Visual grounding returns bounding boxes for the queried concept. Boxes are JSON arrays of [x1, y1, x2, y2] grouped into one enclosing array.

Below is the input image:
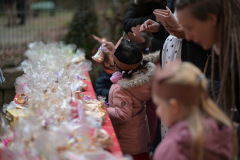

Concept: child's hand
[[92, 34, 115, 52], [104, 42, 115, 52], [140, 19, 161, 33]]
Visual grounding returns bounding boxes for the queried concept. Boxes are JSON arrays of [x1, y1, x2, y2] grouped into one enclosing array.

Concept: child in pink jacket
[[107, 39, 156, 160], [152, 61, 237, 160]]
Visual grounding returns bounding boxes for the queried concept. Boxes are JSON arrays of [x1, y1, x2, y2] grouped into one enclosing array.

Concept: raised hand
[[92, 34, 115, 52], [165, 24, 185, 39], [140, 19, 161, 33]]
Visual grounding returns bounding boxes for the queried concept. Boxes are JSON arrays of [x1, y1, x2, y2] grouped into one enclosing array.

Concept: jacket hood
[[117, 62, 155, 101], [143, 50, 160, 64], [118, 61, 155, 89]]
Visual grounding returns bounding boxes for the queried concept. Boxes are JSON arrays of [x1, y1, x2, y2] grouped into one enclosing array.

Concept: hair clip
[[197, 73, 205, 82], [128, 70, 132, 74], [145, 48, 149, 53], [133, 70, 140, 75]]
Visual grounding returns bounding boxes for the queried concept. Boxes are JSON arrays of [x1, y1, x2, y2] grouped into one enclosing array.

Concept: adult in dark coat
[[123, 0, 166, 51]]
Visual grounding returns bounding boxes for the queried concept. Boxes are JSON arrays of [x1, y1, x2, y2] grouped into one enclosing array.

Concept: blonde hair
[[163, 62, 237, 160]]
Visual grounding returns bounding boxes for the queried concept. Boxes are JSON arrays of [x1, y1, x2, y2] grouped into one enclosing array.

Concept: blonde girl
[[152, 62, 237, 160]]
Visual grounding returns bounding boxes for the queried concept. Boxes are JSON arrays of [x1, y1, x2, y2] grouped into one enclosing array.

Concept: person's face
[[177, 9, 218, 50], [153, 94, 178, 127], [103, 51, 115, 72]]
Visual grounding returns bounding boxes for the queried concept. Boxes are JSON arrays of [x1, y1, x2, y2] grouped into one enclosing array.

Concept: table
[[11, 72, 122, 157], [80, 73, 122, 156]]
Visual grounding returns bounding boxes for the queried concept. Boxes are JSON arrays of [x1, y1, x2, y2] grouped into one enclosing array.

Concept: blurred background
[[0, 0, 129, 107]]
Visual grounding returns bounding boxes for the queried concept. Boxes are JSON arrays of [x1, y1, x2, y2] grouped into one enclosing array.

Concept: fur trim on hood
[[143, 50, 160, 64], [118, 62, 156, 89]]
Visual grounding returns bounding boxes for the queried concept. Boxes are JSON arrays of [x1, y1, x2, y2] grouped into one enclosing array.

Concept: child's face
[[102, 42, 116, 72], [103, 51, 115, 72], [153, 94, 179, 127]]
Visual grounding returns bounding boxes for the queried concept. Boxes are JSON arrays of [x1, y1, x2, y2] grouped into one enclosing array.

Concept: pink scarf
[[110, 71, 123, 83]]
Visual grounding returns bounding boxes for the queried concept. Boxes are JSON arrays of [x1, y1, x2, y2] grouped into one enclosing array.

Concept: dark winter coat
[[123, 0, 165, 33], [94, 70, 112, 102], [123, 0, 166, 51]]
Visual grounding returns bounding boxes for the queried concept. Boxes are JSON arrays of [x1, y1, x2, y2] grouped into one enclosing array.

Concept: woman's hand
[[140, 19, 160, 33], [165, 25, 185, 39]]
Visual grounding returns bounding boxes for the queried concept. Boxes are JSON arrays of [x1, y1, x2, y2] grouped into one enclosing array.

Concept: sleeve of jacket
[[123, 0, 155, 33], [152, 0, 175, 41], [154, 139, 186, 160], [152, 21, 166, 39], [107, 86, 133, 124], [95, 76, 110, 98]]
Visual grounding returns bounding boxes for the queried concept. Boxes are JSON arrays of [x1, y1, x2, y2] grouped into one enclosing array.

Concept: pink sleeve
[[107, 87, 133, 124], [153, 139, 187, 160]]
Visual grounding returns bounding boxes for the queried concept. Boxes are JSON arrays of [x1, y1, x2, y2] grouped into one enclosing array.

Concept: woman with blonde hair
[[152, 62, 237, 160]]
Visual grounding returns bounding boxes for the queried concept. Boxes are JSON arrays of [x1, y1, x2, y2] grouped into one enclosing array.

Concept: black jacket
[[181, 41, 212, 78], [123, 0, 166, 51], [94, 70, 113, 102], [123, 0, 166, 33]]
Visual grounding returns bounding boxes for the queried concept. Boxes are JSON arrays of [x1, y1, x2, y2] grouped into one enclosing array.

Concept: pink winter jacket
[[107, 62, 156, 155], [153, 118, 233, 160]]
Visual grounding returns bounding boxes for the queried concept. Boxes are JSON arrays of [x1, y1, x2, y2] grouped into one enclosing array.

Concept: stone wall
[[0, 68, 24, 109]]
